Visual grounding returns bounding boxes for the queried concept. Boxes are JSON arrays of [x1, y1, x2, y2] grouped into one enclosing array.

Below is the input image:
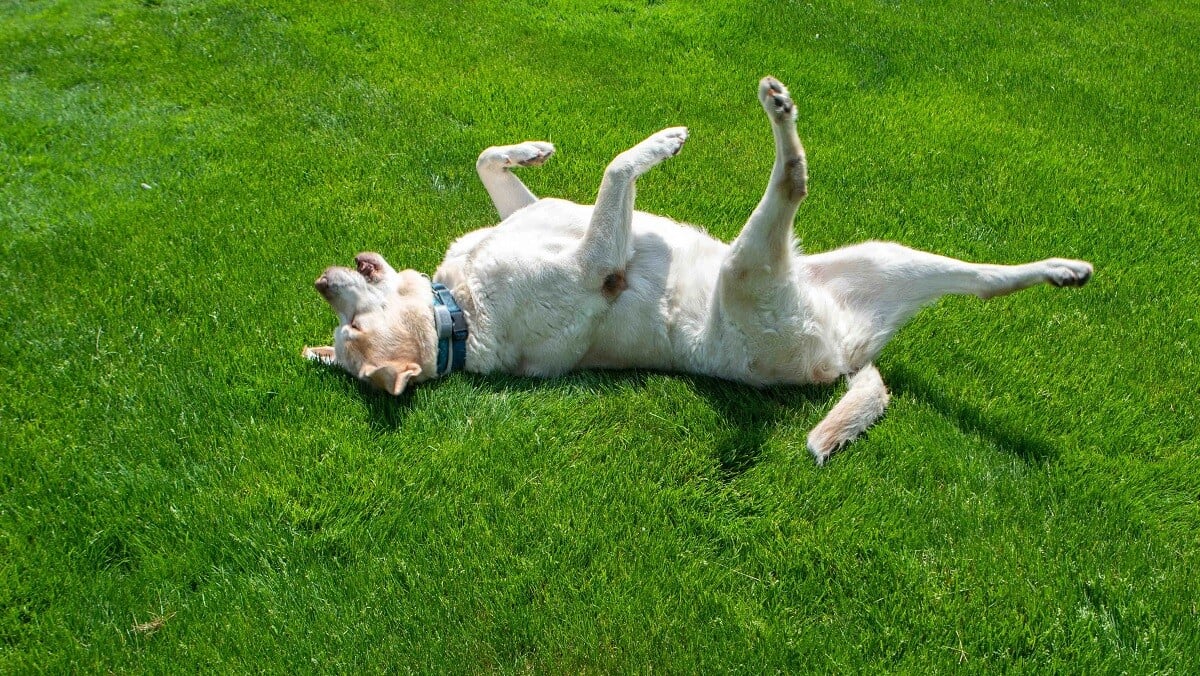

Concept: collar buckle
[[432, 282, 468, 377]]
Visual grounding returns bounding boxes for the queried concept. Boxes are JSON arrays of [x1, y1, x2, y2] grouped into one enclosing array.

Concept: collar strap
[[432, 282, 468, 377]]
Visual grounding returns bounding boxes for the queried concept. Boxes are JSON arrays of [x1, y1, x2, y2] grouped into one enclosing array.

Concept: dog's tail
[[807, 363, 890, 465]]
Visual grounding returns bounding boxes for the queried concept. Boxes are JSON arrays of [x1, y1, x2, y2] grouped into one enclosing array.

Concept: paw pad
[[509, 141, 555, 167], [759, 76, 796, 120]]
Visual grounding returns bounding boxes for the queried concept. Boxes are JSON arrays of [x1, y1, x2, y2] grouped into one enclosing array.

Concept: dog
[[304, 77, 1092, 464]]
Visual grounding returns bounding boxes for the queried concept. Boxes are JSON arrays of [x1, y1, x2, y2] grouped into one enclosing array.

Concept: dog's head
[[304, 252, 437, 395]]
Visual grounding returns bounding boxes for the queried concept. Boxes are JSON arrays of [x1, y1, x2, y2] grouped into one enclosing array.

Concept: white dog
[[305, 77, 1092, 463]]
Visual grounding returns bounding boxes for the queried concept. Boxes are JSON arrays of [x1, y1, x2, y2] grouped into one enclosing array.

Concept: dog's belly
[[577, 291, 674, 371], [578, 215, 732, 372], [442, 199, 722, 375], [442, 198, 849, 384]]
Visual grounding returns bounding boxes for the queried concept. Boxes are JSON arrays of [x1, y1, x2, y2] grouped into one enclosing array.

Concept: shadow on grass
[[884, 363, 1058, 464], [458, 370, 828, 480], [316, 361, 830, 480], [680, 375, 828, 480], [307, 362, 420, 428], [311, 358, 1053, 467], [352, 369, 657, 433]]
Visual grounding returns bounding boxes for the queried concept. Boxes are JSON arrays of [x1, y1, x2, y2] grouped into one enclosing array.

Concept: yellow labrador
[[306, 77, 1092, 463]]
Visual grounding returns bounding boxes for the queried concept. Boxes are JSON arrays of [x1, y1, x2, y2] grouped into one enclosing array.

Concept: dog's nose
[[314, 274, 331, 295]]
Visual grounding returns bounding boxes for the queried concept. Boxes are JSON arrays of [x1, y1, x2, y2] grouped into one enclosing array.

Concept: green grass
[[2, 0, 1198, 670]]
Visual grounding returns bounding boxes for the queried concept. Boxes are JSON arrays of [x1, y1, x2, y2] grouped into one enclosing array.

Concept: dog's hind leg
[[806, 241, 1094, 368], [476, 142, 556, 219], [807, 363, 890, 465], [804, 245, 1090, 463], [575, 127, 688, 287], [719, 77, 808, 300]]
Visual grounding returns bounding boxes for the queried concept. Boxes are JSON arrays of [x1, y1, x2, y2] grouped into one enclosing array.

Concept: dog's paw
[[759, 76, 796, 123], [612, 127, 688, 178], [642, 126, 689, 161], [303, 345, 337, 365], [1043, 258, 1093, 288], [479, 141, 555, 170], [505, 141, 555, 167], [806, 430, 840, 467]]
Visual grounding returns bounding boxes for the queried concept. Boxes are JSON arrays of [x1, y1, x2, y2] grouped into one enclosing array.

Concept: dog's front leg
[[475, 141, 555, 219], [575, 127, 687, 287]]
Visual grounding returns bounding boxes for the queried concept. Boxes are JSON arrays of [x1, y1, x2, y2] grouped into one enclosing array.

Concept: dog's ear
[[364, 362, 422, 396], [303, 345, 337, 365]]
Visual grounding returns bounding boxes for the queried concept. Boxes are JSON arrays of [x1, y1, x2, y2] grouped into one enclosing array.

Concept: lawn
[[2, 0, 1198, 671]]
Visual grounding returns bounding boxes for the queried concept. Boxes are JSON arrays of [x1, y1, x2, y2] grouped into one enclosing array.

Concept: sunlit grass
[[2, 0, 1198, 670]]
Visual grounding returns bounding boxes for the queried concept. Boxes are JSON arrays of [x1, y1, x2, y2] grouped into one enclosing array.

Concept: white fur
[[310, 77, 1092, 463]]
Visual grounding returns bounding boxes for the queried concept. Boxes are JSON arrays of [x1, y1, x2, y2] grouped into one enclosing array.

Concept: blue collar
[[431, 282, 468, 376]]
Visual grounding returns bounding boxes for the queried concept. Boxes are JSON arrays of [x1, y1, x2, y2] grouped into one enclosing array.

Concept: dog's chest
[[436, 201, 610, 375], [437, 198, 765, 379]]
